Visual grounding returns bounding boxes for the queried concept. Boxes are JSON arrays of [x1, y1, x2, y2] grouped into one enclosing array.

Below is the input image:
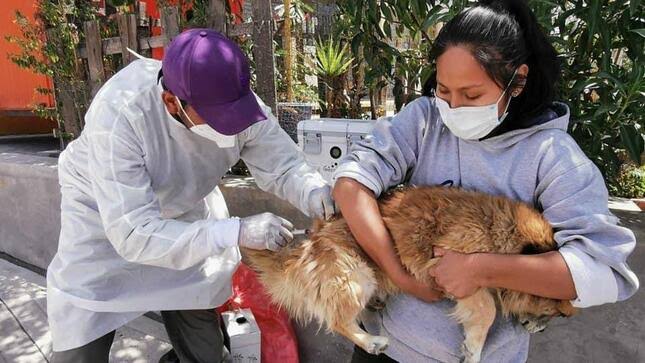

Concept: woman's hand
[[429, 247, 483, 299], [396, 274, 444, 303]]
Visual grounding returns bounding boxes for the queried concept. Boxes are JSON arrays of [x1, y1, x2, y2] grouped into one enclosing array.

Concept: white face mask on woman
[[176, 96, 236, 148], [436, 69, 518, 140]]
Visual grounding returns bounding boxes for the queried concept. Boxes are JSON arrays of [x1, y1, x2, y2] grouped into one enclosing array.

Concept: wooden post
[[252, 0, 277, 113], [117, 13, 138, 65], [84, 20, 105, 97], [207, 0, 228, 34], [161, 6, 180, 49]]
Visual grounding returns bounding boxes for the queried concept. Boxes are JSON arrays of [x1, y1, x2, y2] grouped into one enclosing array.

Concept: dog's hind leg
[[334, 320, 389, 355], [452, 289, 496, 363], [320, 257, 389, 355]]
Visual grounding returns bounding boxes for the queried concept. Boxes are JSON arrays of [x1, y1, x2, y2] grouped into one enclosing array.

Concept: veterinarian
[[47, 29, 334, 362], [333, 0, 639, 362]]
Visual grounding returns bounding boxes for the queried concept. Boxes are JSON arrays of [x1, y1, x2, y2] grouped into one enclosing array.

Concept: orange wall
[[0, 0, 55, 111]]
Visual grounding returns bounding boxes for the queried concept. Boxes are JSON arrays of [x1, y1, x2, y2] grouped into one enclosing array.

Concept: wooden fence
[[52, 0, 277, 138]]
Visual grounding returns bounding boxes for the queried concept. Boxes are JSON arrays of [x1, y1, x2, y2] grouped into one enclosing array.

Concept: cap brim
[[193, 92, 268, 135]]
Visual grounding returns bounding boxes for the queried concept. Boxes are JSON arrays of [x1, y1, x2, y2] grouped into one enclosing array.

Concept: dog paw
[[365, 336, 389, 355], [520, 316, 549, 333], [367, 298, 386, 311], [460, 343, 481, 363]]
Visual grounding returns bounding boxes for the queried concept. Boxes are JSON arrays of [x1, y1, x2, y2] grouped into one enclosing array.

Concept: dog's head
[[518, 300, 577, 333]]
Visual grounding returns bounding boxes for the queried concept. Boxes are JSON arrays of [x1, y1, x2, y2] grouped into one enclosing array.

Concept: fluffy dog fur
[[241, 186, 576, 363]]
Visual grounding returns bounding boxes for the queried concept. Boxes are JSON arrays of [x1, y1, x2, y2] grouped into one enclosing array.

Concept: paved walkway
[[528, 207, 645, 362], [0, 259, 171, 363]]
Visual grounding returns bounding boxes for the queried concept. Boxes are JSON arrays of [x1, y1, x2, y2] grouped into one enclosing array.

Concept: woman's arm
[[429, 248, 576, 299], [334, 177, 442, 303], [477, 251, 576, 299], [432, 149, 639, 306]]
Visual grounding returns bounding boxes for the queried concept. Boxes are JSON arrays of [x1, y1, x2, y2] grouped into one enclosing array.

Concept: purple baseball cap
[[162, 28, 267, 135]]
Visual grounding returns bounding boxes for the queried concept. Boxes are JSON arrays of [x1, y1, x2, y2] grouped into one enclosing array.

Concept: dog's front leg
[[452, 289, 496, 363], [335, 320, 389, 355]]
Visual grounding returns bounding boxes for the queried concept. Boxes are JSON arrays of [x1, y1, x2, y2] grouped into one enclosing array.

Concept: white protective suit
[[47, 58, 327, 351]]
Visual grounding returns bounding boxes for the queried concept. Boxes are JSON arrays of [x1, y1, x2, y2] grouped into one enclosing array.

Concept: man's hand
[[429, 247, 483, 299], [238, 213, 294, 251], [307, 185, 336, 220]]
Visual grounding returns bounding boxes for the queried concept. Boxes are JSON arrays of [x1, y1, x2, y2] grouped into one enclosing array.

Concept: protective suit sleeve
[[239, 96, 328, 217]]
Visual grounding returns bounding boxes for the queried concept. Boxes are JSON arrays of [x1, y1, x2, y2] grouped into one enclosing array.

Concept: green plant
[[316, 37, 352, 79], [182, 0, 212, 28], [106, 0, 135, 6], [535, 0, 645, 189], [273, 0, 316, 103], [6, 0, 97, 143], [315, 36, 353, 117], [335, 0, 468, 118], [275, 49, 319, 103], [610, 162, 645, 199]]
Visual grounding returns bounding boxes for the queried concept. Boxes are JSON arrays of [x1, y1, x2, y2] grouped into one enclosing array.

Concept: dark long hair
[[422, 0, 560, 123]]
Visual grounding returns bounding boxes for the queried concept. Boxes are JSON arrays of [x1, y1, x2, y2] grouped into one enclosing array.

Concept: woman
[[332, 0, 639, 362]]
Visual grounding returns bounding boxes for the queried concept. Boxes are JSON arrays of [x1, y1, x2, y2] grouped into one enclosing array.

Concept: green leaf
[[316, 36, 353, 79], [411, 0, 420, 16], [381, 3, 393, 21], [351, 33, 363, 57], [383, 21, 392, 37], [620, 124, 644, 165], [597, 71, 626, 91], [533, 0, 559, 7], [630, 28, 645, 38], [592, 104, 615, 118], [587, 0, 600, 48], [422, 4, 444, 30], [630, 0, 642, 17], [417, 0, 428, 14]]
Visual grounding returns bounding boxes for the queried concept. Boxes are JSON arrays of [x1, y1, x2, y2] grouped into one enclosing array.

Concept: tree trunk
[[369, 88, 377, 120], [348, 46, 366, 119], [283, 0, 294, 101]]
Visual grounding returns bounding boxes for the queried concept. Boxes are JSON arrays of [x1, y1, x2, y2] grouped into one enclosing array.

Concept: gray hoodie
[[332, 96, 639, 362]]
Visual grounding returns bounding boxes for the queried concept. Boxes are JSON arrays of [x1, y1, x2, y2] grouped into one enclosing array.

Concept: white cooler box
[[297, 118, 376, 181]]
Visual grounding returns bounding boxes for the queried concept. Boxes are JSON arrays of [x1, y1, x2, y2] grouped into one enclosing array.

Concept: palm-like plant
[[316, 37, 353, 79], [316, 37, 353, 117]]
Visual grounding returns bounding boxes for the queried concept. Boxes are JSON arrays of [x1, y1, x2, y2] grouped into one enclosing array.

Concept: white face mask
[[176, 97, 236, 148], [436, 70, 517, 140]]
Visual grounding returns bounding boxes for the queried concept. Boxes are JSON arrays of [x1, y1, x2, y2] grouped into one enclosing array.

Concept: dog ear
[[556, 300, 577, 317]]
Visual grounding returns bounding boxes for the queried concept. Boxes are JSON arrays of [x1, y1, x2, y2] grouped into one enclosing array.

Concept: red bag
[[217, 263, 299, 363]]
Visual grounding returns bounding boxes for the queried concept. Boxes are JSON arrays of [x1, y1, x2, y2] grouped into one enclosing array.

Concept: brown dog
[[241, 186, 576, 363]]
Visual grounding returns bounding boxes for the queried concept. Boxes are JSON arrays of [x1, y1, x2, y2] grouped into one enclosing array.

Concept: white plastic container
[[297, 118, 376, 181], [221, 308, 261, 363]]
